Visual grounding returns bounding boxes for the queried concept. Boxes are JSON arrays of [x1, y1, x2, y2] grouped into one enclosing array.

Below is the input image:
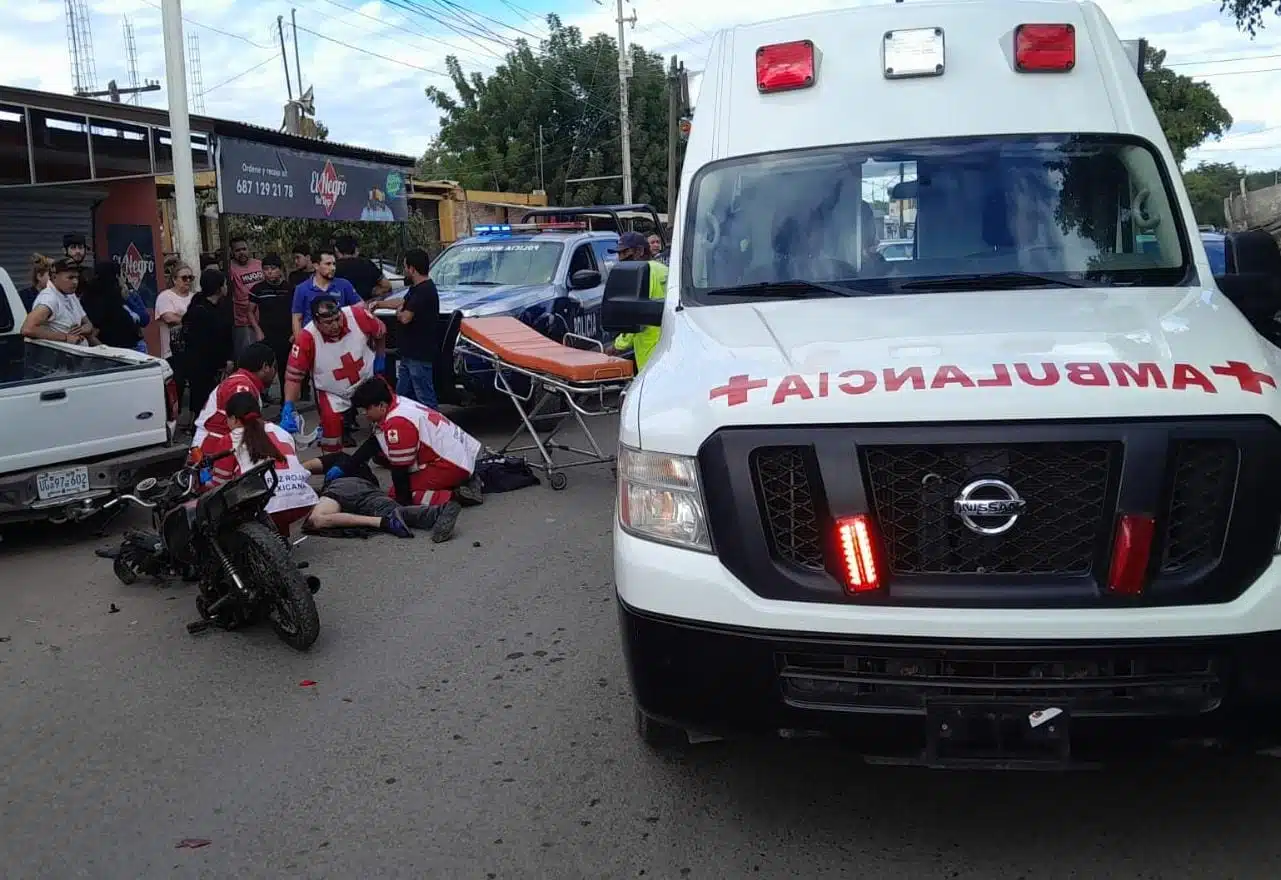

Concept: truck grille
[[752, 446, 825, 571], [1161, 439, 1238, 574], [860, 442, 1118, 576]]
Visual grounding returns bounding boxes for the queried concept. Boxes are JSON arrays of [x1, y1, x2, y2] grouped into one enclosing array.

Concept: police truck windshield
[[430, 241, 564, 287], [682, 134, 1191, 304]]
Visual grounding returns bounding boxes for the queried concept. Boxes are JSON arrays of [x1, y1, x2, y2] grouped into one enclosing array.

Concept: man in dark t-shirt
[[334, 233, 391, 302], [391, 247, 440, 408], [287, 241, 313, 292], [249, 253, 294, 400]]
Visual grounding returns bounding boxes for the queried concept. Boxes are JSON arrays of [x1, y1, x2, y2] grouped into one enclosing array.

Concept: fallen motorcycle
[[101, 449, 321, 651]]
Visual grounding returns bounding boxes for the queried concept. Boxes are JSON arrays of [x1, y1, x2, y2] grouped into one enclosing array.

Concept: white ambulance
[[601, 0, 1281, 767]]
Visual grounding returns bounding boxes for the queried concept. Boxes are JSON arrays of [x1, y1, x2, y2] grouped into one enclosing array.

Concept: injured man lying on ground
[[301, 448, 480, 543]]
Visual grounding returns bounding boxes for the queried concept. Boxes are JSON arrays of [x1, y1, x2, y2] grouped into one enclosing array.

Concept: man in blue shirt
[[291, 247, 362, 338]]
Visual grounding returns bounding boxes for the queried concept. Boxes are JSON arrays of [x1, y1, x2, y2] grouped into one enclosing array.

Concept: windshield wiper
[[705, 279, 877, 298], [455, 280, 501, 286], [895, 272, 1086, 291]]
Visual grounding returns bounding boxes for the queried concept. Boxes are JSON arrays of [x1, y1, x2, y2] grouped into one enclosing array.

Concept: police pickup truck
[[602, 0, 1281, 768]]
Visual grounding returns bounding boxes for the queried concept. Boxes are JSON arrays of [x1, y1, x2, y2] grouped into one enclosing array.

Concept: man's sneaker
[[430, 500, 462, 543], [456, 474, 484, 507], [383, 509, 414, 539]]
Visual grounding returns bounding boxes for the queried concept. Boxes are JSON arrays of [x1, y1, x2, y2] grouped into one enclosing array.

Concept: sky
[[4, 0, 1281, 171]]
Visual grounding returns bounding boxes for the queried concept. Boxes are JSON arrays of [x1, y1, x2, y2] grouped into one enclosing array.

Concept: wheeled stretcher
[[455, 316, 634, 490]]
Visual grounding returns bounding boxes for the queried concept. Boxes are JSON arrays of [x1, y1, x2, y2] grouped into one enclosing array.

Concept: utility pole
[[277, 15, 294, 101], [614, 0, 637, 205], [291, 8, 304, 94], [537, 124, 545, 192], [77, 79, 160, 103], [161, 0, 201, 276], [666, 55, 679, 217]]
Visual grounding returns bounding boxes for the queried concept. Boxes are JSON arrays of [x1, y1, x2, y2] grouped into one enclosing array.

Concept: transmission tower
[[187, 33, 206, 114], [123, 17, 141, 104], [65, 0, 98, 95]]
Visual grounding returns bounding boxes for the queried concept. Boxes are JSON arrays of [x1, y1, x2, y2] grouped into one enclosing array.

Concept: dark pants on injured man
[[320, 476, 442, 528]]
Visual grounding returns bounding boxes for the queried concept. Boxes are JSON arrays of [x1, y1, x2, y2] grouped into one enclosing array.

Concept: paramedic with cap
[[605, 231, 668, 370], [280, 295, 386, 452]]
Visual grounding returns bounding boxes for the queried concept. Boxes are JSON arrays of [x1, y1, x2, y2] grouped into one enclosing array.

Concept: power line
[[293, 23, 452, 77], [137, 0, 272, 49], [203, 55, 278, 95]]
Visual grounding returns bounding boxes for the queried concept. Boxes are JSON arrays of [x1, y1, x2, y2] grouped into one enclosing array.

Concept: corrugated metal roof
[[0, 84, 416, 167]]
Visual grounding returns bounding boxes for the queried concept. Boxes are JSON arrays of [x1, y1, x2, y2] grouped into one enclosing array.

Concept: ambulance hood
[[635, 287, 1281, 452]]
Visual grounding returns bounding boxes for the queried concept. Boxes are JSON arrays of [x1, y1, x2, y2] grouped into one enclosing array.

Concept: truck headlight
[[617, 445, 711, 552]]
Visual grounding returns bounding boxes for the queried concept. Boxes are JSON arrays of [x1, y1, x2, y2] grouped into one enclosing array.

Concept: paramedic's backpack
[[475, 454, 540, 494]]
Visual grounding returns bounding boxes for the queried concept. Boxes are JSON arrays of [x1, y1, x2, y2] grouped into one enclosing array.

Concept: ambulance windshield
[[683, 134, 1191, 303]]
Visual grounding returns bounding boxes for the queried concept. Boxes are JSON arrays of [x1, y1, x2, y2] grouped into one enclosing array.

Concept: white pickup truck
[[0, 267, 187, 526]]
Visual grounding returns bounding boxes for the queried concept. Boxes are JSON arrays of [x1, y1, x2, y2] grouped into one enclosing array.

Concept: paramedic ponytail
[[226, 392, 284, 464]]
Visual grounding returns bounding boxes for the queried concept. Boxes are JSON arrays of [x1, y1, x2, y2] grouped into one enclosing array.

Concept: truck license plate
[[36, 466, 91, 501]]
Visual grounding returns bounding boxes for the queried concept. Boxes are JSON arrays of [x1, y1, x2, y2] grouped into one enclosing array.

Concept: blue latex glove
[[198, 467, 213, 486], [279, 400, 299, 433], [325, 466, 346, 482], [373, 353, 387, 374]]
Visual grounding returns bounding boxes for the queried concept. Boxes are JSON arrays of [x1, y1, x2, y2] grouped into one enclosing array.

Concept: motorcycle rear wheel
[[228, 521, 320, 651], [112, 553, 139, 585]]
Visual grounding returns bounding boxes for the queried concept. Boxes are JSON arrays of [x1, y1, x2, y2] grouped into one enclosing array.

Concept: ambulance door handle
[[40, 389, 67, 402]]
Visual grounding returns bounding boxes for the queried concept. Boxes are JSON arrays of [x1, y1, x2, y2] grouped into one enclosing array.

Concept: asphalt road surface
[[4, 407, 1281, 879]]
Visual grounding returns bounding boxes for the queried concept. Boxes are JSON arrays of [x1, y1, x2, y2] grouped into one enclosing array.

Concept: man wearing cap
[[281, 295, 386, 453], [20, 257, 96, 346], [63, 232, 92, 291], [604, 231, 669, 371]]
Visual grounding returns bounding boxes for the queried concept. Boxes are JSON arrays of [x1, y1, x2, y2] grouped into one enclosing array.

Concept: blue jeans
[[397, 357, 438, 408]]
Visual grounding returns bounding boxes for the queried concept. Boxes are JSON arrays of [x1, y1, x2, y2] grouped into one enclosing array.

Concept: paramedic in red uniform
[[280, 295, 386, 452], [349, 377, 482, 508], [191, 342, 278, 446]]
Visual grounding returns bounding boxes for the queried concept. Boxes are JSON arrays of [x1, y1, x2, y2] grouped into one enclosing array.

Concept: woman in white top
[[206, 391, 318, 538], [20, 257, 95, 345], [154, 261, 195, 360]]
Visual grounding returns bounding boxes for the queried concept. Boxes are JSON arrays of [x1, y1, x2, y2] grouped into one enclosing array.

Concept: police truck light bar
[[835, 514, 884, 593], [756, 40, 817, 93], [1014, 24, 1076, 72]]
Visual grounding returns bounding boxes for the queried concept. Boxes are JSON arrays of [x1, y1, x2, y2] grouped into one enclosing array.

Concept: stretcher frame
[[455, 331, 631, 490]]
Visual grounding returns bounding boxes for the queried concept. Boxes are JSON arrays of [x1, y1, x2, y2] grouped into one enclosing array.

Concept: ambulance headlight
[[617, 446, 711, 552]]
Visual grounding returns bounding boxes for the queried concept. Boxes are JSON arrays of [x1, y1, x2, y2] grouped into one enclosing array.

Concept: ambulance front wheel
[[549, 471, 568, 491]]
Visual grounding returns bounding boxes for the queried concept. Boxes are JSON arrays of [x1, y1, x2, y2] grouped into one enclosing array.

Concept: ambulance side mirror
[[602, 261, 663, 332]]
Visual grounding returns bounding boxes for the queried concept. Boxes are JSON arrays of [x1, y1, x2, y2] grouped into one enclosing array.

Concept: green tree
[[421, 14, 679, 209], [1142, 45, 1233, 164], [1184, 161, 1281, 226], [1223, 0, 1281, 34]]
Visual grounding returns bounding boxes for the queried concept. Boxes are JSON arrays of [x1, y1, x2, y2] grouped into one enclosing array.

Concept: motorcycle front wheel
[[227, 521, 320, 651]]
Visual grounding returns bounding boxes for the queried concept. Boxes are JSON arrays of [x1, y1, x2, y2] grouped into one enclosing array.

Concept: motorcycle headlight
[[617, 445, 711, 552]]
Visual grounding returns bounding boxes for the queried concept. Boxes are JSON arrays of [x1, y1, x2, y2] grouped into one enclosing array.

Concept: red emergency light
[[1014, 23, 1075, 72], [835, 514, 884, 594], [1107, 513, 1155, 595], [756, 40, 816, 93]]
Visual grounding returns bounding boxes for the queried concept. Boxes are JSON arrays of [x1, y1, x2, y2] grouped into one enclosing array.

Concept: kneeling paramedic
[[280, 295, 386, 452], [605, 231, 668, 370], [191, 342, 277, 446], [345, 377, 483, 510], [301, 452, 461, 543]]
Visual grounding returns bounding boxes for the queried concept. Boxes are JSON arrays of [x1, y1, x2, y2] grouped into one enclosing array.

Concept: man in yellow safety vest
[[605, 231, 668, 371]]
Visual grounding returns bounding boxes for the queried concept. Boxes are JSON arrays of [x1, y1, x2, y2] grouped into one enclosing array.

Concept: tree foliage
[[1223, 0, 1281, 34], [1142, 45, 1233, 165], [420, 14, 681, 209], [1183, 161, 1281, 225]]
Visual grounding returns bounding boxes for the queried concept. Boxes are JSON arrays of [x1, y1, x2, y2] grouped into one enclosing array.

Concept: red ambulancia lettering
[[772, 374, 814, 405], [1211, 360, 1277, 394], [930, 365, 975, 389], [817, 372, 830, 397], [883, 366, 926, 392], [837, 369, 877, 395], [976, 364, 1013, 387], [1015, 362, 1060, 386], [709, 374, 768, 406], [1110, 362, 1166, 388], [1066, 362, 1108, 387], [1171, 363, 1217, 393]]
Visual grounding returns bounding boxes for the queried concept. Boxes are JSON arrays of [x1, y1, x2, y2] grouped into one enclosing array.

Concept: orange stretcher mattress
[[459, 316, 635, 383]]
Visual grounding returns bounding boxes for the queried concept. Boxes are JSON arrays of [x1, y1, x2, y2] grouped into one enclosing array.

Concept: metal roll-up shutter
[[0, 187, 106, 288]]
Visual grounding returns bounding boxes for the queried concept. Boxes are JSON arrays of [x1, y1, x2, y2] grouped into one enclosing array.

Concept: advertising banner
[[216, 137, 410, 222], [106, 223, 159, 309]]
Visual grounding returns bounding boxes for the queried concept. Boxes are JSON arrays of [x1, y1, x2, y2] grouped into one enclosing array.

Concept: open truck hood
[[635, 287, 1281, 452]]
